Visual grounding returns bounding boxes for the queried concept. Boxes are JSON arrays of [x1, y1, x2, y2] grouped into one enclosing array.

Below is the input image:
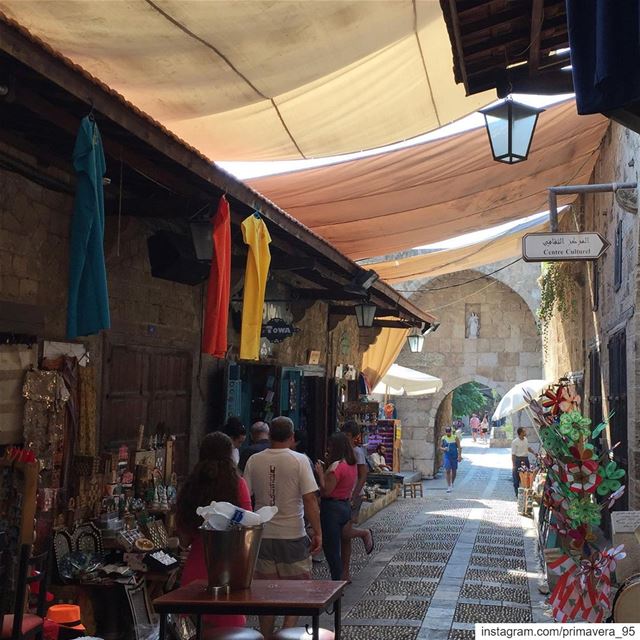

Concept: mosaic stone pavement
[[248, 440, 546, 638]]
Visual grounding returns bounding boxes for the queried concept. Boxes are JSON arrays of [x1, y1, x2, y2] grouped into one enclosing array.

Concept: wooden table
[[153, 579, 347, 640]]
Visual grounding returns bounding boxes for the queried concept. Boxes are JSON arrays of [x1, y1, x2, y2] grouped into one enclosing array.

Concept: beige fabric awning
[[368, 216, 553, 284], [0, 1, 492, 161], [249, 101, 608, 260]]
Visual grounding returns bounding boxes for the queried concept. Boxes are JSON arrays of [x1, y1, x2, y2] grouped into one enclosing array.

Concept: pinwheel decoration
[[549, 546, 626, 623], [528, 377, 626, 623], [558, 411, 592, 443], [542, 384, 579, 415], [597, 460, 626, 496], [563, 459, 601, 494]]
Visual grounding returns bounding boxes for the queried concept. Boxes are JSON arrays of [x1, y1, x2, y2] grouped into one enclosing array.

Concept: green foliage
[[537, 262, 573, 351], [452, 382, 489, 418]]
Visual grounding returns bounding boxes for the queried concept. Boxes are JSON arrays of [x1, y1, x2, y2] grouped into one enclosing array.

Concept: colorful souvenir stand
[[526, 381, 627, 622]]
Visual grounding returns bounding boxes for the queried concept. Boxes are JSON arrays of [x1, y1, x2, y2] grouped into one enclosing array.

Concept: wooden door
[[607, 330, 628, 523], [102, 344, 192, 477]]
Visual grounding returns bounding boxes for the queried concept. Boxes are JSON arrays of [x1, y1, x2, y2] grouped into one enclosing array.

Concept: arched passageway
[[393, 269, 542, 477]]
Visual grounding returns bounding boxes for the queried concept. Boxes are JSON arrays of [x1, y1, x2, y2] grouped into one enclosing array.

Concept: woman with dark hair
[[176, 432, 252, 631], [222, 416, 246, 465], [315, 433, 364, 580]]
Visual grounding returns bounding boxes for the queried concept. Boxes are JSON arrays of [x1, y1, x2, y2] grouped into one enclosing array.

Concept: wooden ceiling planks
[[441, 0, 570, 96]]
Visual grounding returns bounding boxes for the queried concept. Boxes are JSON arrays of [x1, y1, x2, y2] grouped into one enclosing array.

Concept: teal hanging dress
[[66, 116, 110, 339]]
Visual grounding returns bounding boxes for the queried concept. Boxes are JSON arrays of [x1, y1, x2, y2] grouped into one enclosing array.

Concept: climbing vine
[[537, 262, 574, 350]]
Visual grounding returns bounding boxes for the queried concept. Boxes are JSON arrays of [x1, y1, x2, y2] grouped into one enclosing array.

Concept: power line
[[394, 257, 523, 292]]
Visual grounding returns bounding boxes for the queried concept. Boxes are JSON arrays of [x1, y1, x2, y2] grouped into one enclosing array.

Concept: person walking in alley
[[222, 416, 246, 466], [238, 420, 270, 471], [316, 433, 372, 580], [480, 412, 489, 444], [243, 416, 322, 638], [340, 421, 374, 582], [441, 425, 462, 492], [511, 427, 536, 496], [469, 412, 480, 442]]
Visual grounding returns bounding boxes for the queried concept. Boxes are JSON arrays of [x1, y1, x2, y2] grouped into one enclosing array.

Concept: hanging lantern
[[407, 329, 424, 353], [479, 99, 544, 164], [354, 301, 377, 328]]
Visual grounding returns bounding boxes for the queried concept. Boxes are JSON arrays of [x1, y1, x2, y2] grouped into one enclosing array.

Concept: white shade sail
[[373, 364, 443, 397], [0, 1, 493, 161], [492, 380, 550, 421]]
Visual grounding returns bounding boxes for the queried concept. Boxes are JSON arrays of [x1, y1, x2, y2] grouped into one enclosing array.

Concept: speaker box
[[147, 230, 210, 285]]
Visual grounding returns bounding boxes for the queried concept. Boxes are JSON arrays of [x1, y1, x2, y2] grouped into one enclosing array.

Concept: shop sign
[[261, 317, 300, 343], [522, 232, 609, 262]]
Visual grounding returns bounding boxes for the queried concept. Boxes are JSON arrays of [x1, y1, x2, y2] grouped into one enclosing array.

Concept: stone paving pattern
[[247, 441, 546, 637], [307, 439, 548, 640]]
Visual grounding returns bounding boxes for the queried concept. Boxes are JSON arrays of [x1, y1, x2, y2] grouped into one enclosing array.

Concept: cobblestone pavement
[[308, 439, 548, 639]]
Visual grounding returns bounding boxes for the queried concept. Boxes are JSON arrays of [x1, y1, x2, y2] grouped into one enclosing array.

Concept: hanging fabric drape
[[368, 216, 552, 284], [240, 214, 272, 360], [202, 196, 231, 358], [66, 116, 110, 339], [361, 327, 409, 390]]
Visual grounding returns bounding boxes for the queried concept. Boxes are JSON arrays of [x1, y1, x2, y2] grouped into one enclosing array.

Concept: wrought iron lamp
[[354, 300, 377, 328], [479, 98, 544, 164], [407, 328, 425, 353]]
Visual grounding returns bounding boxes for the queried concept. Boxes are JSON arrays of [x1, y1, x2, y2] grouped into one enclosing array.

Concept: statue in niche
[[467, 311, 480, 339]]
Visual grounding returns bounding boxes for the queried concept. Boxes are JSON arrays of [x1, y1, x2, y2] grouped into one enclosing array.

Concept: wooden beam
[[0, 19, 437, 327], [372, 319, 415, 329], [446, 0, 471, 93], [293, 289, 364, 301], [229, 257, 318, 272], [528, 0, 544, 75], [328, 305, 422, 328]]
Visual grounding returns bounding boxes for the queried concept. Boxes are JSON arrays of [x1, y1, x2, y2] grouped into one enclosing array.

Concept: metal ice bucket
[[200, 524, 263, 595]]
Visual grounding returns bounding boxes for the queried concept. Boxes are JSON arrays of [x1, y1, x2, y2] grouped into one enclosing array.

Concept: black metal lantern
[[407, 329, 424, 353], [354, 301, 377, 328], [479, 99, 544, 164], [190, 221, 213, 261]]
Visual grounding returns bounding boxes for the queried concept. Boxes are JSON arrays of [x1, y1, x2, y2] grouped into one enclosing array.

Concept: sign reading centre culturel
[[522, 232, 610, 262]]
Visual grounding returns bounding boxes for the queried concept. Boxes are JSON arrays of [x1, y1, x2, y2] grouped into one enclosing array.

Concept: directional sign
[[522, 232, 610, 262]]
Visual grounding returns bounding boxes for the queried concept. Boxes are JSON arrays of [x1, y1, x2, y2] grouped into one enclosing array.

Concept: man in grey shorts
[[244, 416, 322, 637]]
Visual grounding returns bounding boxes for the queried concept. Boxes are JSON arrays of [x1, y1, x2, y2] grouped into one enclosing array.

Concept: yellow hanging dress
[[240, 214, 272, 360]]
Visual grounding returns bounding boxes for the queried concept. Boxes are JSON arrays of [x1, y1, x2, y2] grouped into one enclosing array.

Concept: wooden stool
[[403, 483, 414, 498], [271, 627, 335, 640], [206, 628, 265, 640], [410, 482, 423, 498]]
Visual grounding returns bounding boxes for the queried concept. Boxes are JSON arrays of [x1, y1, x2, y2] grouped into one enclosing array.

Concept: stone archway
[[393, 268, 542, 478]]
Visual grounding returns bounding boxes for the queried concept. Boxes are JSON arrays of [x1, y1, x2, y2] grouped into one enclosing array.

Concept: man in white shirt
[[371, 444, 392, 472], [511, 427, 536, 496], [244, 416, 321, 637]]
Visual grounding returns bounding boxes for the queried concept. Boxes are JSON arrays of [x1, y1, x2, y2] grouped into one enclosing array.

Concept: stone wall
[[0, 145, 365, 468], [544, 121, 640, 508], [394, 269, 542, 477], [0, 159, 221, 465]]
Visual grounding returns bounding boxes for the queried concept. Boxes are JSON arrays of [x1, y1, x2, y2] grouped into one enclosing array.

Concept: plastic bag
[[196, 501, 278, 530]]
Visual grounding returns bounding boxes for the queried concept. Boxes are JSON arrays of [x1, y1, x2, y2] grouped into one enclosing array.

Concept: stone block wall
[[394, 269, 542, 477], [545, 121, 640, 508], [0, 142, 364, 468]]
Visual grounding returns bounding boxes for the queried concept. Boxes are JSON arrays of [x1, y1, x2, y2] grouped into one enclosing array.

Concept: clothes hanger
[[253, 210, 261, 219]]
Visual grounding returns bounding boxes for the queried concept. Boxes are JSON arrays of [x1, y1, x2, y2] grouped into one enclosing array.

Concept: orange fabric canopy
[[368, 216, 552, 284], [248, 101, 608, 260]]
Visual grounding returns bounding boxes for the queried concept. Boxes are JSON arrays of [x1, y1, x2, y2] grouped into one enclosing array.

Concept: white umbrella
[[492, 379, 551, 421], [373, 364, 443, 397]]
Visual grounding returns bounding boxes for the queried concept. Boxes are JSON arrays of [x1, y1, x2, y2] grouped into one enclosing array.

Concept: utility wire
[[394, 257, 523, 292]]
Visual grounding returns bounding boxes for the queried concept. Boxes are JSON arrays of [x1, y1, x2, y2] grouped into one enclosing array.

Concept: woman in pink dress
[[176, 432, 252, 632]]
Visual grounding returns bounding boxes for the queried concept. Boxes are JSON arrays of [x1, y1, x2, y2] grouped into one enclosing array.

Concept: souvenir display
[[526, 380, 627, 622]]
